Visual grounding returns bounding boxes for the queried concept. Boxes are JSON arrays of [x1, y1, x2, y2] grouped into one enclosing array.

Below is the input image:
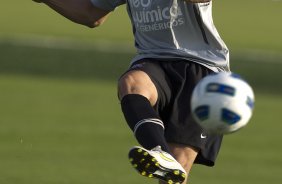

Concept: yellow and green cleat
[[128, 146, 187, 184]]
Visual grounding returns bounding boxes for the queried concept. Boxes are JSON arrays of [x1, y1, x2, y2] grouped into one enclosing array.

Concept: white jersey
[[91, 0, 230, 72]]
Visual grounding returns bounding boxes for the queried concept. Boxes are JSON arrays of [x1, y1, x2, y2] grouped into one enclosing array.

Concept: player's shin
[[121, 94, 170, 153]]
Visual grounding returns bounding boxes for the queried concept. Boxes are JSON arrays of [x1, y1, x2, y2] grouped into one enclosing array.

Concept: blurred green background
[[0, 1, 281, 184]]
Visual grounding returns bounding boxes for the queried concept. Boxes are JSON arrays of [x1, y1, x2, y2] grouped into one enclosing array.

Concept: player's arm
[[33, 0, 110, 28]]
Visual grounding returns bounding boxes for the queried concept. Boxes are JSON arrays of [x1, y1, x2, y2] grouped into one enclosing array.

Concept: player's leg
[[118, 65, 186, 183], [118, 70, 157, 106], [118, 69, 170, 152], [159, 143, 199, 184]]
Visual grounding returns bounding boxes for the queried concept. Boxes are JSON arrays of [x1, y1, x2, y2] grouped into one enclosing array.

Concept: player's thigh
[[118, 70, 158, 106], [169, 143, 199, 172]]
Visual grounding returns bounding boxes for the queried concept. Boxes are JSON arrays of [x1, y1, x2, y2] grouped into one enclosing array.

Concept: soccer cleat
[[128, 146, 186, 184]]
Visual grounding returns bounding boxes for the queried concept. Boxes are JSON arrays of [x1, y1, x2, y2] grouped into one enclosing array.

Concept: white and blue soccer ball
[[191, 72, 255, 134]]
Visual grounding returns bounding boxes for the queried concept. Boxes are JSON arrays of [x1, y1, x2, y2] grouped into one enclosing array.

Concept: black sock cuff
[[121, 94, 151, 107], [121, 94, 169, 152], [121, 94, 162, 131]]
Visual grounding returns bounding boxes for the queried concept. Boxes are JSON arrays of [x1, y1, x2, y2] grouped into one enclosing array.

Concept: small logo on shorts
[[131, 63, 145, 70], [201, 133, 207, 139]]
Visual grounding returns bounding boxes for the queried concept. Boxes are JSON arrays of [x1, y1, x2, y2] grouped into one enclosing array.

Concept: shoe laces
[[151, 145, 162, 152]]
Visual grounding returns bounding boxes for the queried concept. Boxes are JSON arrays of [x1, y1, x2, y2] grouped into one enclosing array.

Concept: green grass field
[[0, 0, 282, 184]]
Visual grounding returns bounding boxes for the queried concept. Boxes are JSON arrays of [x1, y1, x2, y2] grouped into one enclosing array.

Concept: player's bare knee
[[118, 71, 141, 98], [118, 70, 158, 105]]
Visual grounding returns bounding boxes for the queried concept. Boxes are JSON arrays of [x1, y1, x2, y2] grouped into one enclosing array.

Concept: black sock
[[121, 94, 170, 153]]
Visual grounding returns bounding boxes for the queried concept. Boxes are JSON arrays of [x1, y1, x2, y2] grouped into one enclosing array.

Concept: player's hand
[[184, 0, 211, 3]]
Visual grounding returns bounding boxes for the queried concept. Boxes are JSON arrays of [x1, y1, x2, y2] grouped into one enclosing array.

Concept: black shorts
[[126, 58, 223, 167]]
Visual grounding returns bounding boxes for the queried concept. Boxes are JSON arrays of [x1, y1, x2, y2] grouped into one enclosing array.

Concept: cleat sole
[[174, 170, 180, 175], [128, 147, 186, 184]]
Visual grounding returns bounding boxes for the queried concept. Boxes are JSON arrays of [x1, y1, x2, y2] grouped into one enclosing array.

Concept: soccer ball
[[191, 72, 255, 134]]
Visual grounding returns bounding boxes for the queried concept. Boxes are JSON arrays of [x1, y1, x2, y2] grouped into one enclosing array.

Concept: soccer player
[[33, 0, 229, 183]]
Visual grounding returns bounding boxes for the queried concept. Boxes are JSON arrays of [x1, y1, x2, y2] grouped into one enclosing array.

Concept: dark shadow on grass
[[231, 56, 282, 95], [0, 42, 281, 94], [0, 42, 133, 82]]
